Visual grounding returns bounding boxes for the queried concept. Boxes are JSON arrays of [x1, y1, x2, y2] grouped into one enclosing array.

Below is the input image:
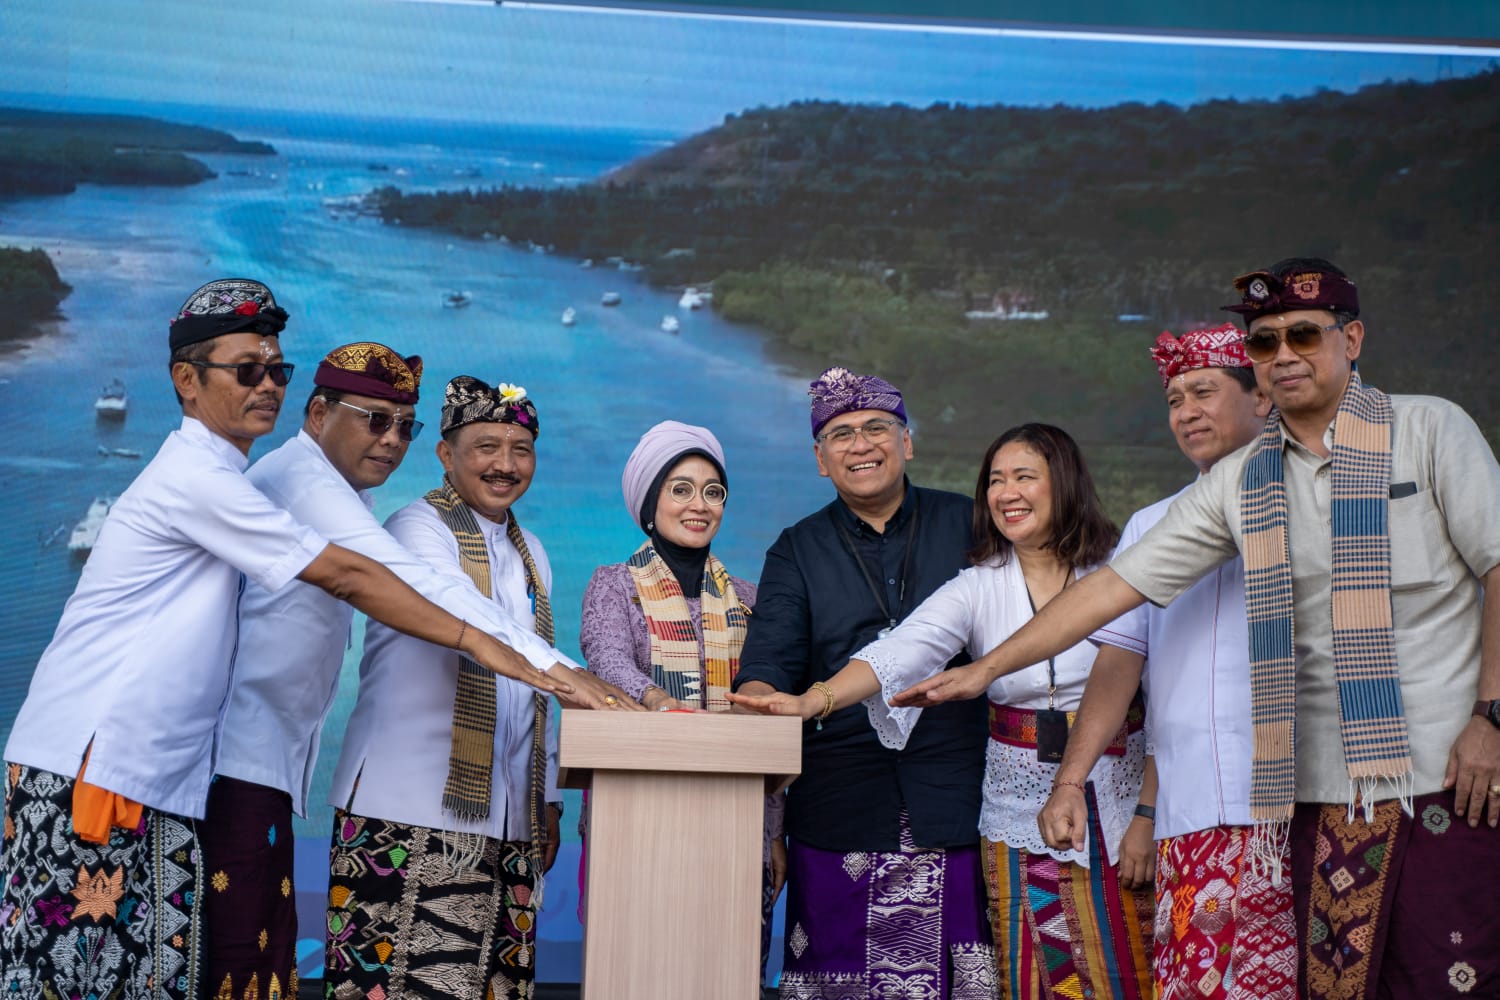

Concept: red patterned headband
[[1151, 323, 1251, 388]]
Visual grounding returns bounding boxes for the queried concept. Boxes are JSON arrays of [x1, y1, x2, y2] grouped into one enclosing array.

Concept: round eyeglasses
[[665, 480, 727, 506]]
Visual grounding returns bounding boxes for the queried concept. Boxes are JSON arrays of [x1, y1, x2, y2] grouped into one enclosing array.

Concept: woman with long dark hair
[[731, 423, 1153, 998]]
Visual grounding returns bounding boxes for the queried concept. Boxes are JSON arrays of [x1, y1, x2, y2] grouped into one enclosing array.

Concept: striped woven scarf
[[424, 479, 552, 889], [625, 540, 747, 711], [1240, 373, 1412, 855]]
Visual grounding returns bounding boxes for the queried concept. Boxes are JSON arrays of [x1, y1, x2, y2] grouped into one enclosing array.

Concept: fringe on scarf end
[[1346, 770, 1415, 824], [1248, 818, 1291, 887]]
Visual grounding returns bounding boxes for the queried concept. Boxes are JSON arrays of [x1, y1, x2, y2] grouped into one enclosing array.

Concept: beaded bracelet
[[454, 619, 469, 652], [1052, 778, 1087, 793]]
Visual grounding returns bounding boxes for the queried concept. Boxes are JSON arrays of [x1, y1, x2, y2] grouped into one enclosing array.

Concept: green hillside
[[368, 69, 1500, 512], [0, 107, 275, 196]]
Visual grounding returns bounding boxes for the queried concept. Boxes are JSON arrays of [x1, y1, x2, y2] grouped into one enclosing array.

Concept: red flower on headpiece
[[234, 301, 261, 316]]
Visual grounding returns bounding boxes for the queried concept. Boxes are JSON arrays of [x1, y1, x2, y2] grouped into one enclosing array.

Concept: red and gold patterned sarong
[[1154, 825, 1296, 999]]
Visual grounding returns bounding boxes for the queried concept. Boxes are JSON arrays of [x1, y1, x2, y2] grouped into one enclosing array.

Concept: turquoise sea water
[[0, 111, 823, 979]]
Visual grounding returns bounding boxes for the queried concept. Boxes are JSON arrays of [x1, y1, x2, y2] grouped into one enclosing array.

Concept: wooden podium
[[559, 710, 802, 1000]]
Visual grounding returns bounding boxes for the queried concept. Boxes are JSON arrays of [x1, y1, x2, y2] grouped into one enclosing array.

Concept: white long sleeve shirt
[[329, 498, 560, 837], [855, 556, 1145, 867], [219, 431, 574, 816], [4, 418, 326, 818]]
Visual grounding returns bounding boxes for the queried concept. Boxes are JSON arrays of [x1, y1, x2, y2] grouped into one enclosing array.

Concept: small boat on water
[[95, 379, 127, 420], [97, 445, 142, 459], [443, 290, 472, 309], [68, 496, 114, 557], [561, 307, 577, 327], [660, 315, 680, 334], [678, 287, 705, 310], [601, 292, 622, 307]]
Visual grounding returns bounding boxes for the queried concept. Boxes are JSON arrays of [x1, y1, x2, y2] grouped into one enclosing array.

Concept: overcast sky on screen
[[3, 0, 1496, 133]]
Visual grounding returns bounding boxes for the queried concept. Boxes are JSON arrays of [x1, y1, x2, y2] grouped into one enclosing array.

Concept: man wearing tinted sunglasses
[[0, 282, 581, 1000], [893, 257, 1500, 999], [203, 344, 619, 999]]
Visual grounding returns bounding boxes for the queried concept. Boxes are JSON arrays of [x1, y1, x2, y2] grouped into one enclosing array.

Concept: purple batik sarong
[[779, 813, 999, 999]]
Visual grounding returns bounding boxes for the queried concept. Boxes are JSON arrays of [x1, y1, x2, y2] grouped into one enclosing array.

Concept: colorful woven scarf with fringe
[[1240, 372, 1412, 870], [424, 478, 551, 895], [626, 540, 746, 711]]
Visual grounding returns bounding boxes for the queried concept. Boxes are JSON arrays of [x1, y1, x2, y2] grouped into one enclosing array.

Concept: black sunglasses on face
[[329, 398, 423, 442], [1241, 322, 1342, 364], [187, 360, 296, 387]]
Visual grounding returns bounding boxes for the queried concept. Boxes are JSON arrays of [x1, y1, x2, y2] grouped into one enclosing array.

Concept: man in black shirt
[[735, 366, 996, 998]]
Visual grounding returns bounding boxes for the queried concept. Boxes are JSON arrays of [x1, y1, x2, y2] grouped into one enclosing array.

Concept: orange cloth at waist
[[987, 694, 1145, 757], [73, 746, 144, 845]]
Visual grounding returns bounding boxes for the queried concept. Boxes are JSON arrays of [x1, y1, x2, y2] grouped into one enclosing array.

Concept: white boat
[[443, 290, 472, 309], [678, 287, 705, 310], [68, 496, 114, 557], [94, 379, 127, 419], [660, 315, 680, 334], [561, 307, 577, 327], [601, 291, 622, 307], [97, 445, 142, 459]]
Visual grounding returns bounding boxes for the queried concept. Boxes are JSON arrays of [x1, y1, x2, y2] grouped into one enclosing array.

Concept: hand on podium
[[549, 665, 647, 711], [725, 686, 820, 721]]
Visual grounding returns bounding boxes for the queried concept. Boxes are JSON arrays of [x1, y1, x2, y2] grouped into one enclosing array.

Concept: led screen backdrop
[[2, 0, 1497, 983]]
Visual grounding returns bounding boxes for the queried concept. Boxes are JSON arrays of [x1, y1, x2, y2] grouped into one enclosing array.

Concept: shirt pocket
[[1388, 489, 1449, 591]]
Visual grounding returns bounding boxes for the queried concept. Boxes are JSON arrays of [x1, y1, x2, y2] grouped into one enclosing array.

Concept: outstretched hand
[[471, 639, 576, 698], [891, 663, 990, 708], [725, 689, 819, 721], [549, 666, 647, 711]]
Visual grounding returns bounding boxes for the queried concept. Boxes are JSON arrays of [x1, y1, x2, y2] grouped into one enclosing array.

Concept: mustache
[[480, 471, 521, 485]]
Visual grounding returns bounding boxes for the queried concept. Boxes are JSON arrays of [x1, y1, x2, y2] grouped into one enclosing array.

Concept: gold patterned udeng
[[323, 342, 422, 393]]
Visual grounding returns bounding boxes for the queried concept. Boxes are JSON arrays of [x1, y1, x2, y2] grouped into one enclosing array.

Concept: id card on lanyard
[[1027, 576, 1071, 763]]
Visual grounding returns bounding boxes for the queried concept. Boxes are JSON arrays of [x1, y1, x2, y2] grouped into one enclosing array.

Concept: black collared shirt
[[736, 482, 988, 851]]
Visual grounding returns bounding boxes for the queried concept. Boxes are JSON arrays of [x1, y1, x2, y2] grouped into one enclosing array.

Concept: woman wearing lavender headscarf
[[577, 420, 786, 980]]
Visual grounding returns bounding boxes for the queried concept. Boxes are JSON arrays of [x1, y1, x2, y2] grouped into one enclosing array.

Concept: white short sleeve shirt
[[1092, 487, 1252, 840]]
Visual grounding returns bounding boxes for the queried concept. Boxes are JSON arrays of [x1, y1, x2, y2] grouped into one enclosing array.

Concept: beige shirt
[[1111, 393, 1500, 804]]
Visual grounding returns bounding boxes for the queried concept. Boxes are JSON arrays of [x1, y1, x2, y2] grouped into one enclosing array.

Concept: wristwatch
[[1473, 699, 1500, 730]]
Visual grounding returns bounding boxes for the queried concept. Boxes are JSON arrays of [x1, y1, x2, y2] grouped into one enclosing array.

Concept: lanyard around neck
[[831, 490, 920, 636], [1023, 568, 1070, 709]]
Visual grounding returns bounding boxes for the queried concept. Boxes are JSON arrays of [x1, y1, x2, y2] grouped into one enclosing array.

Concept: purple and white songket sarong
[[778, 813, 999, 999]]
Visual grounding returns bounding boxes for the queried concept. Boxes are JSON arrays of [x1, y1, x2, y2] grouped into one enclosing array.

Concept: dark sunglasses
[[187, 360, 296, 387], [1241, 322, 1342, 364], [330, 398, 423, 442]]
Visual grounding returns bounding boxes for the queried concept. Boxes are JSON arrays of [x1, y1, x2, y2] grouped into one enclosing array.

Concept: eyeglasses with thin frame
[[665, 480, 727, 506], [817, 417, 905, 449], [186, 360, 296, 387], [1241, 321, 1343, 364], [328, 397, 423, 442]]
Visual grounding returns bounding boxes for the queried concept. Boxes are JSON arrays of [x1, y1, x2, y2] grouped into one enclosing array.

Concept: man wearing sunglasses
[[204, 345, 627, 999], [895, 258, 1500, 999], [0, 281, 580, 1000]]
